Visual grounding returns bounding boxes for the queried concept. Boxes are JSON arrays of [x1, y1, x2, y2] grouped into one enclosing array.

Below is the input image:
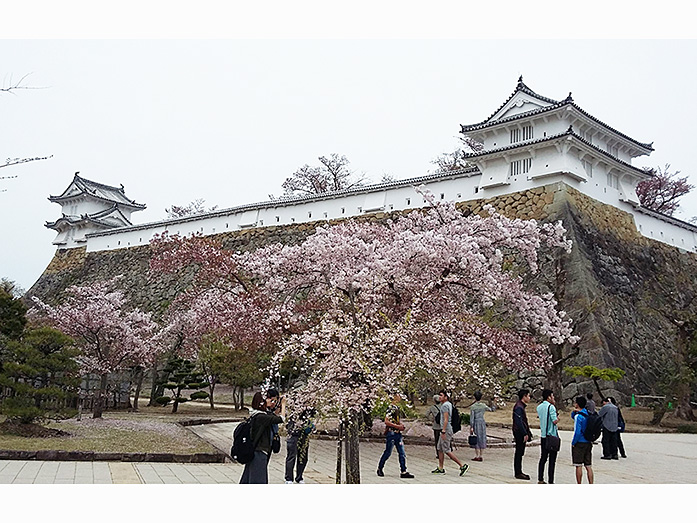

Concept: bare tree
[[280, 154, 366, 197], [1, 73, 52, 191], [164, 198, 218, 219], [431, 136, 484, 173]]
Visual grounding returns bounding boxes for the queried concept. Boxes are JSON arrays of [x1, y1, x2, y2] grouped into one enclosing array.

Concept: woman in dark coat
[[240, 390, 286, 484]]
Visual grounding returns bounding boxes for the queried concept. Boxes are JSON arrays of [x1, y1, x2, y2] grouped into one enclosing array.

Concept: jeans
[[285, 433, 309, 482], [513, 432, 527, 475], [537, 437, 558, 483], [602, 428, 619, 458], [378, 431, 407, 473]]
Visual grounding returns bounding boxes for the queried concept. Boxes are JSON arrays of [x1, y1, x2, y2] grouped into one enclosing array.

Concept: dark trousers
[[378, 431, 407, 473], [602, 428, 619, 458], [537, 437, 558, 483], [433, 429, 440, 458], [240, 450, 270, 484], [285, 433, 309, 482], [617, 432, 626, 457], [513, 432, 527, 475]]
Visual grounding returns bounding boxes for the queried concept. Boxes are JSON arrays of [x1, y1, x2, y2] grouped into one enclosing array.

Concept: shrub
[[676, 424, 697, 434]]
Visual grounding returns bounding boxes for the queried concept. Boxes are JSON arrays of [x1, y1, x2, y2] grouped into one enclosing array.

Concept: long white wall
[[83, 169, 697, 255]]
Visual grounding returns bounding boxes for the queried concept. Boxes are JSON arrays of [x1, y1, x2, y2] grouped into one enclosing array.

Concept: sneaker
[[400, 471, 414, 479], [538, 480, 546, 484], [515, 473, 531, 480], [621, 455, 627, 458], [285, 480, 294, 484], [297, 479, 305, 484], [431, 467, 445, 474], [601, 456, 612, 460], [376, 469, 384, 477], [459, 464, 469, 476]]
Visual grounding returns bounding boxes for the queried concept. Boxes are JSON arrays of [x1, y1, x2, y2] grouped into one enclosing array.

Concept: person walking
[[610, 397, 627, 458], [377, 393, 415, 479], [432, 390, 469, 477], [240, 390, 286, 484], [598, 397, 620, 460], [512, 389, 533, 480], [571, 395, 594, 484], [427, 394, 442, 459], [284, 408, 315, 484], [469, 390, 492, 462], [536, 389, 559, 484]]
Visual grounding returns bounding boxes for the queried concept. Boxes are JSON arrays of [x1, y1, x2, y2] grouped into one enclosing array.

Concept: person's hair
[[266, 388, 279, 398], [433, 394, 441, 403], [474, 390, 483, 401], [541, 389, 554, 401], [576, 396, 587, 408], [609, 396, 617, 405], [251, 391, 265, 410], [439, 390, 449, 399], [586, 393, 593, 400], [517, 389, 530, 400]]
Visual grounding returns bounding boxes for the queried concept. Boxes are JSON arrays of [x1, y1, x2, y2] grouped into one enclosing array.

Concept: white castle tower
[[45, 173, 146, 248], [460, 76, 654, 204]]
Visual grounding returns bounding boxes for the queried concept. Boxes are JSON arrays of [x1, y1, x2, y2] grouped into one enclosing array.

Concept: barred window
[[510, 157, 533, 176], [522, 125, 534, 140], [510, 128, 521, 143], [581, 158, 593, 178]]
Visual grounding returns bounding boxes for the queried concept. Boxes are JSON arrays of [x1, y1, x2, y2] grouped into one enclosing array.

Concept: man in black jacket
[[512, 389, 533, 480]]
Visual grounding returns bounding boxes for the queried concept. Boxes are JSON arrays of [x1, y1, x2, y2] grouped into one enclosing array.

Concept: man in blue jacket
[[571, 395, 594, 484]]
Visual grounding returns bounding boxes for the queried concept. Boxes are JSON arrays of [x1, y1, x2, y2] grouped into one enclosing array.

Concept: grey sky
[[2, 38, 697, 291]]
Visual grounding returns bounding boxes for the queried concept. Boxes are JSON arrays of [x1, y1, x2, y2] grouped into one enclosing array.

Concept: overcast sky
[[2, 9, 697, 293]]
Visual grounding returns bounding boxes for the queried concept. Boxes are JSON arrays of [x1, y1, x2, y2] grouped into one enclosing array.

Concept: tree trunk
[[592, 377, 604, 400], [147, 365, 159, 407], [233, 386, 240, 410], [240, 387, 245, 410], [335, 420, 344, 484], [93, 373, 109, 419], [132, 367, 144, 412], [208, 381, 216, 409], [344, 411, 361, 484]]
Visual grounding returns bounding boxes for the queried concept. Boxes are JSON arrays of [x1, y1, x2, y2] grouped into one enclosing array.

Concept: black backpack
[[435, 404, 462, 434], [231, 416, 262, 464], [579, 411, 603, 442]]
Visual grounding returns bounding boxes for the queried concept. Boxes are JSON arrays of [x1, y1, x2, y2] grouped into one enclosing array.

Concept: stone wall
[[26, 182, 697, 404]]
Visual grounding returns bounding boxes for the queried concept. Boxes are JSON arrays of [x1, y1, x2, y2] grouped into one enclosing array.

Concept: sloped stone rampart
[[25, 183, 697, 402]]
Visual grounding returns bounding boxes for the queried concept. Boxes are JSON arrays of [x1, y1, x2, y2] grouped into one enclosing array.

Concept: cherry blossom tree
[[30, 277, 161, 418], [637, 164, 695, 217], [151, 189, 578, 482]]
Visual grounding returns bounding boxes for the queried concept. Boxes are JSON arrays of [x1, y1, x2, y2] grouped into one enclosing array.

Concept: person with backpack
[[238, 390, 286, 484], [571, 395, 594, 484], [536, 389, 559, 484], [427, 394, 442, 459], [512, 389, 533, 480], [376, 393, 415, 479], [598, 397, 620, 460], [284, 408, 315, 484], [432, 390, 469, 477]]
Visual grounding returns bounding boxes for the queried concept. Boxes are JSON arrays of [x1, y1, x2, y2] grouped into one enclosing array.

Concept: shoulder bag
[[545, 404, 561, 452]]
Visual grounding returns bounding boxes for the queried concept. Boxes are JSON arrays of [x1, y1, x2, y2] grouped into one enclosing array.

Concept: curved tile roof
[[49, 173, 146, 209]]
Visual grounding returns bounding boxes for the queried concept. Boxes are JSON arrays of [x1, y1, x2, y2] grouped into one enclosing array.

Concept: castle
[[46, 78, 697, 254]]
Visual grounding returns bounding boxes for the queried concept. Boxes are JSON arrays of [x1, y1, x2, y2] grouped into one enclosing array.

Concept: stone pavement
[[1, 422, 696, 484]]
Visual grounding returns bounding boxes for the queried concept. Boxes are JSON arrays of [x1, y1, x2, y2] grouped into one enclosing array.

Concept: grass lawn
[[0, 400, 246, 454]]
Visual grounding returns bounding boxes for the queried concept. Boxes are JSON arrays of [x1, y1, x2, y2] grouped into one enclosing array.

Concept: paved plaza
[[1, 422, 696, 484]]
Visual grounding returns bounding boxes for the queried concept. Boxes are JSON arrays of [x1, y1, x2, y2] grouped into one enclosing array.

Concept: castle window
[[276, 216, 280, 222], [522, 125, 534, 140], [341, 207, 345, 214], [406, 198, 411, 206], [259, 220, 263, 225], [607, 173, 619, 189], [323, 212, 328, 218], [308, 211, 312, 218], [440, 193, 445, 200], [510, 128, 521, 143], [510, 158, 532, 176]]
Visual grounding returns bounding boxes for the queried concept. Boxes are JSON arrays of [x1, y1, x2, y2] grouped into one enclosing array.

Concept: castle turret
[[461, 77, 654, 206], [46, 173, 146, 248]]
